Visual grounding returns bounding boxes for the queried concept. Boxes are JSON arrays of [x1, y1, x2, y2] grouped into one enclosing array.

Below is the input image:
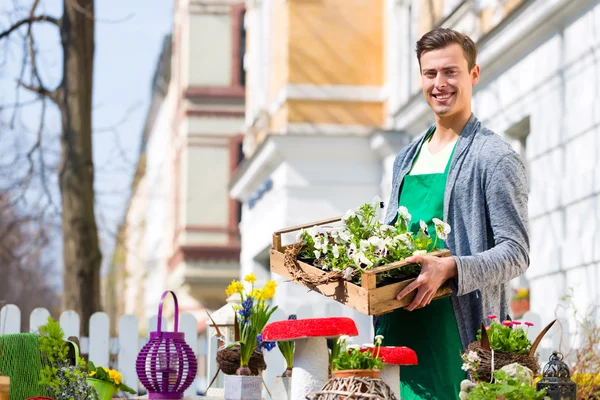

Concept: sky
[[0, 0, 174, 281]]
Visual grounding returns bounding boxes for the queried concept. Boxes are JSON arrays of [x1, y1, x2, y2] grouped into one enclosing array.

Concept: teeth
[[435, 93, 452, 99]]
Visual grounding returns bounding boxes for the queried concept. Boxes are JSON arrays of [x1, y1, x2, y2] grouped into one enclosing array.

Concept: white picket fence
[[0, 305, 205, 397]]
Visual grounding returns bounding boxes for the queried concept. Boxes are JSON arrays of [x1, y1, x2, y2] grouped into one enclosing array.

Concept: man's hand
[[396, 255, 457, 311]]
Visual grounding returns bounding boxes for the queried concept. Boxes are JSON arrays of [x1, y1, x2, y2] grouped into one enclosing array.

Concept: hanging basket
[[136, 291, 198, 399]]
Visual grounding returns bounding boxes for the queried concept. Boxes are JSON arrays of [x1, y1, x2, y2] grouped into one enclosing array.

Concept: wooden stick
[[273, 217, 342, 235]]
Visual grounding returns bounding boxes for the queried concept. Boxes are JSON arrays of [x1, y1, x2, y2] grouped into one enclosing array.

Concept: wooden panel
[[89, 312, 110, 368], [270, 249, 369, 314], [29, 307, 51, 333], [368, 281, 453, 316], [118, 315, 139, 391]]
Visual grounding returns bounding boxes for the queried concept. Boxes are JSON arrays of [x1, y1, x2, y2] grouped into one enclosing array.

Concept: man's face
[[420, 43, 480, 119]]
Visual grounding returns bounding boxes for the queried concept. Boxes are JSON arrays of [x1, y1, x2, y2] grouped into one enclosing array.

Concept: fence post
[[118, 314, 139, 392], [89, 312, 110, 368], [29, 308, 51, 333], [0, 305, 20, 334]]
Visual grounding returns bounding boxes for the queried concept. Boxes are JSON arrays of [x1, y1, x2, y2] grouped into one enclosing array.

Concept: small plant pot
[[224, 374, 262, 400], [332, 369, 381, 379], [0, 376, 9, 400], [87, 378, 116, 400]]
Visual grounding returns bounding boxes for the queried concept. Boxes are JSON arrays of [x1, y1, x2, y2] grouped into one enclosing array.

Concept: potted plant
[[0, 374, 9, 400], [510, 288, 530, 318], [37, 317, 98, 400], [86, 361, 136, 400], [221, 274, 278, 400], [331, 334, 385, 379]]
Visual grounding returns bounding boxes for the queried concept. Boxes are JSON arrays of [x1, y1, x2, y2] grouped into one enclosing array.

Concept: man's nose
[[435, 75, 448, 89]]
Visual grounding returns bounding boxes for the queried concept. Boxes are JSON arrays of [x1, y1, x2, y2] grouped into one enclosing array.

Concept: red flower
[[502, 321, 513, 327], [512, 321, 522, 325], [488, 315, 497, 320], [524, 322, 534, 327]]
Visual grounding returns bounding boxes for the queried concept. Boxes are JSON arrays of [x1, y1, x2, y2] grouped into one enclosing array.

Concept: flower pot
[[0, 376, 9, 400], [510, 298, 530, 318], [87, 378, 116, 400], [224, 375, 262, 400], [332, 369, 381, 379], [270, 376, 291, 400]]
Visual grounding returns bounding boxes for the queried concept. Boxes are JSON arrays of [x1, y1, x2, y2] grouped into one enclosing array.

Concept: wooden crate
[[270, 217, 453, 316]]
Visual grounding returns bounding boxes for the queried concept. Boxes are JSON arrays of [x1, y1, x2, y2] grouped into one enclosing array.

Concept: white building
[[233, 0, 600, 382]]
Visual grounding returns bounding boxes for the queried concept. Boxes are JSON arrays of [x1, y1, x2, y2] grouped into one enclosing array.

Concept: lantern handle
[[157, 290, 180, 333]]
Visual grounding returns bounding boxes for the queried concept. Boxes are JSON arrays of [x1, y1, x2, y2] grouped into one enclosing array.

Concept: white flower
[[374, 335, 384, 343], [398, 206, 412, 224], [362, 343, 375, 348], [296, 229, 305, 242], [380, 224, 395, 233], [339, 229, 352, 242], [360, 239, 370, 251], [314, 250, 321, 259], [368, 236, 384, 248], [412, 250, 427, 256], [419, 220, 430, 237], [339, 335, 350, 342], [347, 344, 361, 351], [432, 218, 451, 240], [343, 209, 356, 221], [372, 195, 384, 209], [307, 225, 319, 238], [332, 245, 340, 259], [396, 233, 414, 249], [342, 267, 354, 281], [347, 242, 357, 257], [353, 252, 373, 269], [466, 351, 480, 363], [461, 363, 472, 372]]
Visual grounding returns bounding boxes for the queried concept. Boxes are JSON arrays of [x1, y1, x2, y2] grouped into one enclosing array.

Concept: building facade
[[113, 0, 247, 345], [233, 0, 600, 380]]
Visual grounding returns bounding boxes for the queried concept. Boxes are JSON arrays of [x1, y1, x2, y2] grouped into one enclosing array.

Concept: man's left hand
[[396, 254, 458, 311]]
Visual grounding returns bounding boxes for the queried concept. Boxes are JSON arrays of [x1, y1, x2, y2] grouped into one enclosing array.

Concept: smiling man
[[375, 28, 530, 399]]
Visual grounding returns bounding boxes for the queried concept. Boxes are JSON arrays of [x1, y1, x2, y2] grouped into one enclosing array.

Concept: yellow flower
[[89, 371, 96, 377], [250, 288, 263, 301], [226, 280, 244, 296], [109, 369, 122, 385], [265, 280, 277, 291], [244, 273, 257, 284], [262, 287, 275, 300]]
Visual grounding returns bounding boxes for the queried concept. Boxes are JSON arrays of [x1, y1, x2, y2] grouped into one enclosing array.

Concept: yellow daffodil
[[89, 371, 96, 377], [265, 280, 277, 291], [250, 288, 263, 301], [244, 273, 257, 284], [262, 287, 275, 300], [226, 280, 244, 296]]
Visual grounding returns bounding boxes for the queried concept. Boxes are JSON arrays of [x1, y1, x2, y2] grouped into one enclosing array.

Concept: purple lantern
[[136, 291, 198, 399]]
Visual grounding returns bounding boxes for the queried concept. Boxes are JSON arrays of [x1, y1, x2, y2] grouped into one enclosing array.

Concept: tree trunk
[[58, 0, 101, 336]]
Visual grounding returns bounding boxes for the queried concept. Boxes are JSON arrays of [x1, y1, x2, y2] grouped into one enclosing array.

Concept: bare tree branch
[[0, 15, 60, 40]]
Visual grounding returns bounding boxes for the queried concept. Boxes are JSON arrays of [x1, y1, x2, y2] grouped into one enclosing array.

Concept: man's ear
[[471, 64, 481, 85]]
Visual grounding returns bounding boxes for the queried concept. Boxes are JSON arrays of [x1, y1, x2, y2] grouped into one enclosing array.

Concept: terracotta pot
[[332, 369, 381, 379], [510, 298, 530, 318]]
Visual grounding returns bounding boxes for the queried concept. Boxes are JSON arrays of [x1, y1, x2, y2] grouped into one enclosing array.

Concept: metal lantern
[[536, 351, 577, 400], [136, 291, 198, 399]]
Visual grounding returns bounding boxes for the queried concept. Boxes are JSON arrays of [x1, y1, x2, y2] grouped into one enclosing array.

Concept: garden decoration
[[307, 335, 404, 400], [136, 290, 197, 399], [0, 333, 49, 400], [218, 275, 278, 400], [461, 316, 556, 382], [375, 346, 418, 400], [262, 317, 358, 400], [271, 198, 453, 316], [461, 364, 547, 400], [536, 352, 577, 400], [38, 317, 98, 400], [87, 361, 135, 400]]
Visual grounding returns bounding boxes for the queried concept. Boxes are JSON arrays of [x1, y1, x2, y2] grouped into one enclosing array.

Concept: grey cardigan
[[383, 114, 530, 349]]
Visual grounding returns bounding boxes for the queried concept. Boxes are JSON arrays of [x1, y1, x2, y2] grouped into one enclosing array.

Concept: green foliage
[[468, 370, 546, 400], [297, 199, 449, 283], [476, 320, 531, 354], [331, 335, 385, 371], [87, 361, 136, 394], [277, 340, 294, 369], [37, 316, 98, 400]]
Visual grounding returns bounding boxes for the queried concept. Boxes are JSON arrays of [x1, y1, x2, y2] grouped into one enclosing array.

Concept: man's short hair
[[416, 27, 478, 71]]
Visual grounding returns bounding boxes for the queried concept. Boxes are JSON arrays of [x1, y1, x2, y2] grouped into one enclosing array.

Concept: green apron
[[375, 129, 464, 400]]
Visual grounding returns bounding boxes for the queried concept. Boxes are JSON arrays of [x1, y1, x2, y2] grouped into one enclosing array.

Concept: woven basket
[[469, 319, 556, 382]]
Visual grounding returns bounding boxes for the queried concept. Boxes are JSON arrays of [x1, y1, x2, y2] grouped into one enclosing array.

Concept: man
[[376, 28, 529, 399]]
